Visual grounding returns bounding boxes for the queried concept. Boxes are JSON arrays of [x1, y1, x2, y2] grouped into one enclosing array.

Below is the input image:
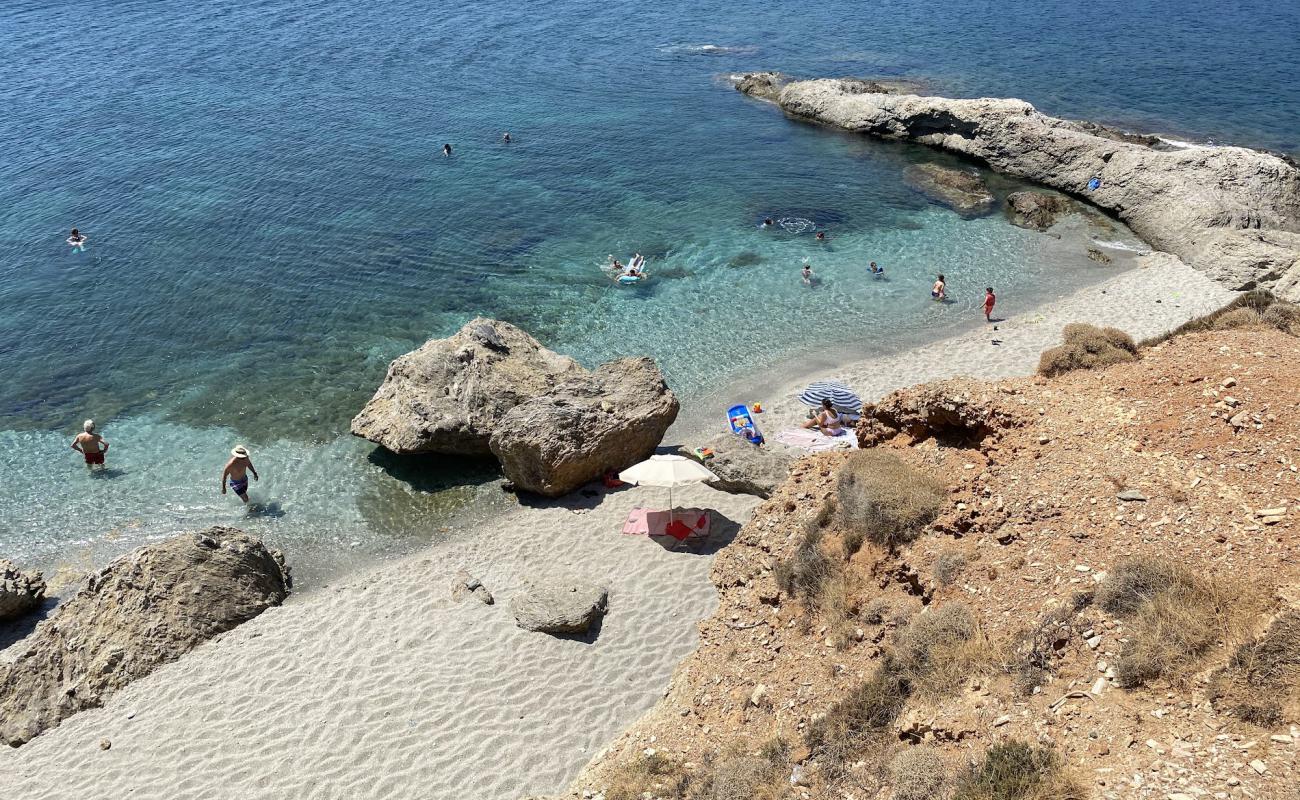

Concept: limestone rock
[[903, 163, 995, 217], [690, 434, 794, 499], [733, 75, 1300, 297], [857, 379, 1025, 447], [351, 318, 583, 456], [490, 357, 680, 497], [450, 570, 494, 605], [732, 71, 787, 102], [1005, 190, 1075, 230], [0, 527, 290, 746], [0, 559, 45, 622], [510, 580, 608, 635]]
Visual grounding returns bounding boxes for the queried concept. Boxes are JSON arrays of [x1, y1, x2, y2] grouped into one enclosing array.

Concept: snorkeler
[[442, 143, 453, 157], [67, 228, 86, 251]]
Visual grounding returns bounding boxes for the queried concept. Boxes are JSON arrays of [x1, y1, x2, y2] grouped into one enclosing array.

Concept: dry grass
[[837, 450, 947, 550], [1210, 610, 1300, 727], [710, 738, 789, 800], [1098, 557, 1249, 688], [935, 549, 969, 586], [1037, 323, 1138, 377], [889, 746, 947, 800], [774, 527, 835, 604], [603, 751, 695, 800], [952, 741, 1084, 800], [896, 603, 998, 698], [1143, 289, 1300, 345], [806, 660, 911, 779]]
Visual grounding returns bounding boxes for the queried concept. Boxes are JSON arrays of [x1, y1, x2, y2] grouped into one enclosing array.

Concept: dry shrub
[[774, 527, 834, 604], [1098, 557, 1243, 688], [1143, 289, 1300, 345], [953, 741, 1084, 800], [711, 738, 789, 800], [604, 751, 694, 800], [837, 450, 946, 550], [935, 549, 969, 586], [897, 603, 996, 697], [1037, 323, 1138, 377], [1009, 600, 1088, 695], [889, 746, 947, 800], [1210, 610, 1300, 727], [806, 660, 911, 779], [1212, 307, 1264, 330]]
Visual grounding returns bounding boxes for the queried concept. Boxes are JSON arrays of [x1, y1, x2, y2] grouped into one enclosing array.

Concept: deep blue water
[[2, 0, 1296, 583]]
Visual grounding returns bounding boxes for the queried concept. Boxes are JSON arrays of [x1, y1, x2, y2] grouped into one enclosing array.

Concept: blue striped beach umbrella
[[798, 381, 862, 413]]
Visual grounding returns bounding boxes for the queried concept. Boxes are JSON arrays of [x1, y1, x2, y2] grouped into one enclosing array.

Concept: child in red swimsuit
[[984, 287, 996, 322]]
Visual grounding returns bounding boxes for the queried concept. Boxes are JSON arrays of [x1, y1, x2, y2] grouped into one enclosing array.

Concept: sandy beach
[[0, 248, 1238, 799]]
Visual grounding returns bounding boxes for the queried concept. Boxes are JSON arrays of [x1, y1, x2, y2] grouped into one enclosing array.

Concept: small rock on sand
[[510, 580, 608, 636]]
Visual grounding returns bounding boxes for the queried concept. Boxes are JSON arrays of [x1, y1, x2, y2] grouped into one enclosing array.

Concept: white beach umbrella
[[618, 454, 718, 514]]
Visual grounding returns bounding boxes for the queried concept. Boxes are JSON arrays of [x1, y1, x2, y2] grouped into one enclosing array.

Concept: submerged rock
[[733, 74, 1300, 299], [351, 318, 583, 456], [903, 163, 995, 218], [1005, 190, 1076, 231], [691, 434, 794, 499], [0, 527, 290, 746], [0, 559, 45, 622], [510, 580, 608, 635], [490, 357, 680, 497]]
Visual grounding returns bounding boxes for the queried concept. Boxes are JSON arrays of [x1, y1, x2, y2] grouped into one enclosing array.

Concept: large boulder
[[1005, 190, 1076, 231], [691, 434, 794, 499], [351, 318, 583, 456], [0, 559, 45, 622], [733, 74, 1300, 298], [903, 163, 995, 217], [0, 527, 290, 746], [489, 357, 680, 497], [510, 580, 608, 635]]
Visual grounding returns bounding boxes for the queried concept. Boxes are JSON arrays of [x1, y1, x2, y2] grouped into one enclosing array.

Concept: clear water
[[2, 0, 1295, 585]]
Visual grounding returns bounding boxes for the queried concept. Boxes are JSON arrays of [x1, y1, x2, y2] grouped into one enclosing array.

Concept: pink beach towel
[[773, 428, 859, 453], [622, 508, 711, 541]]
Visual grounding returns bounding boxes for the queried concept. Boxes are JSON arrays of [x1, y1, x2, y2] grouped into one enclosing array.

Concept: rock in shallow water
[[903, 163, 995, 218], [351, 317, 583, 456], [490, 357, 680, 497], [0, 527, 290, 747], [510, 581, 608, 635], [1005, 190, 1076, 231], [0, 559, 45, 622]]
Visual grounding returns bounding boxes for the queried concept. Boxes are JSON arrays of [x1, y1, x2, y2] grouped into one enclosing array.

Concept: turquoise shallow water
[[2, 0, 1296, 584]]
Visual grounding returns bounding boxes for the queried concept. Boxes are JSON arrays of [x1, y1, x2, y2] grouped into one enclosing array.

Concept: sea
[[2, 0, 1297, 586]]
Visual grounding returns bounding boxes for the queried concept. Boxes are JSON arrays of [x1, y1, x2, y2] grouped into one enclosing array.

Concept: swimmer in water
[[502, 132, 511, 143], [442, 143, 453, 157], [869, 261, 883, 276], [801, 263, 813, 286], [761, 218, 774, 228], [67, 228, 86, 251], [816, 231, 826, 241], [932, 274, 947, 301]]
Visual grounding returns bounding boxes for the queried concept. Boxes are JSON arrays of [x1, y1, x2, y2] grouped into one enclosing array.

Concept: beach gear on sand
[[619, 455, 719, 545], [621, 507, 711, 542], [1088, 176, 1102, 191], [797, 381, 862, 414], [727, 404, 763, 444], [775, 428, 860, 453]]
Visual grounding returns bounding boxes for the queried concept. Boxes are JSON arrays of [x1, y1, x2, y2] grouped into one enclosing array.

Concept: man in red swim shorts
[[71, 419, 109, 469]]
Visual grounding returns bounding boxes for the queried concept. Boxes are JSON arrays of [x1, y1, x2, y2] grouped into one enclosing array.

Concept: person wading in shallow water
[[71, 419, 108, 469], [442, 143, 453, 157], [221, 445, 259, 504]]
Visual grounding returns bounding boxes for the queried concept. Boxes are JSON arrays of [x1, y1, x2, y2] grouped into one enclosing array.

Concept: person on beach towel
[[222, 445, 259, 503], [71, 419, 108, 469], [801, 398, 845, 436], [984, 286, 996, 321]]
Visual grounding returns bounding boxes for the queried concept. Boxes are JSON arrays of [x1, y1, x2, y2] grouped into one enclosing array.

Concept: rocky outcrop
[[490, 358, 680, 497], [856, 379, 1027, 448], [690, 434, 794, 499], [0, 560, 45, 622], [1005, 190, 1076, 231], [0, 527, 290, 746], [351, 318, 583, 456], [903, 163, 995, 217], [733, 74, 1300, 299], [510, 580, 608, 636], [733, 71, 787, 102]]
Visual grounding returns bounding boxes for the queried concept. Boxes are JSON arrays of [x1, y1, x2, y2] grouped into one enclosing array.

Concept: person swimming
[[67, 228, 86, 250], [625, 254, 644, 276], [761, 217, 774, 228], [801, 263, 813, 285], [932, 274, 947, 301], [816, 231, 826, 241], [442, 143, 453, 157], [502, 132, 512, 143], [869, 261, 884, 276]]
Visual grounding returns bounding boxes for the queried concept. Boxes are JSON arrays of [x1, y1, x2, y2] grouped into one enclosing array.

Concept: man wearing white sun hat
[[221, 445, 259, 503]]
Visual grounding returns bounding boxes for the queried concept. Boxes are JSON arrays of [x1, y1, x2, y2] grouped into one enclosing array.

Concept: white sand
[[687, 252, 1237, 441], [0, 483, 759, 800], [0, 254, 1236, 800]]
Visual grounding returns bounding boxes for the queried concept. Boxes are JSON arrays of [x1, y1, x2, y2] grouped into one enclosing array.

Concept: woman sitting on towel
[[802, 398, 845, 436]]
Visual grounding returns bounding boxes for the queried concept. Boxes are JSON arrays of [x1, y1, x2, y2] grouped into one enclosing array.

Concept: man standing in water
[[71, 419, 108, 469], [221, 445, 259, 504]]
